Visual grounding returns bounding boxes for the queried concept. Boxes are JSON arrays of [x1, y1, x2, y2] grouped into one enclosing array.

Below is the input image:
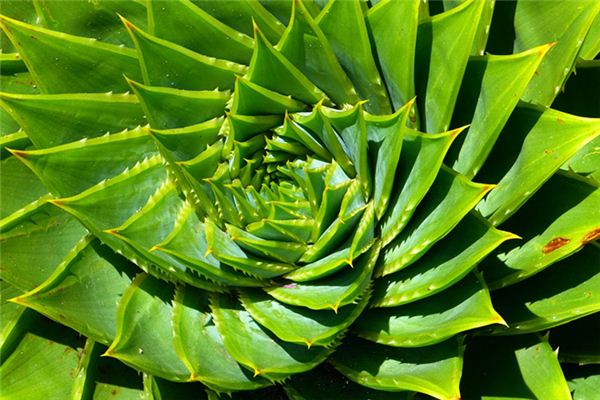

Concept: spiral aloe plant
[[1, 0, 599, 399]]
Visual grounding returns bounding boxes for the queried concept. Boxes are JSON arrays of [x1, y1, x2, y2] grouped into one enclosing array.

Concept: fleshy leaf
[[379, 166, 492, 277], [317, 0, 391, 114], [477, 103, 600, 225], [489, 244, 600, 334], [415, 0, 484, 133], [124, 18, 246, 91], [461, 335, 571, 400], [355, 272, 504, 347], [331, 336, 463, 400], [0, 15, 141, 93], [239, 288, 369, 347], [0, 92, 146, 148], [367, 0, 419, 111], [106, 273, 190, 381], [211, 293, 331, 380], [172, 286, 270, 392], [148, 0, 253, 64]]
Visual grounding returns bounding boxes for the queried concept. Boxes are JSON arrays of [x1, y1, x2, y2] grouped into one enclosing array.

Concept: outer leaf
[[0, 92, 146, 148], [378, 166, 492, 277], [148, 0, 253, 64], [0, 15, 141, 93], [12, 238, 135, 345], [356, 273, 504, 347], [373, 212, 515, 307], [515, 0, 600, 107], [477, 103, 600, 225], [415, 0, 484, 133], [239, 288, 369, 347], [449, 45, 551, 178], [128, 79, 229, 129], [580, 13, 600, 60], [461, 335, 571, 400], [317, 0, 391, 114], [482, 172, 600, 289], [123, 18, 246, 91], [0, 155, 47, 219], [331, 336, 463, 400], [172, 286, 270, 392], [11, 126, 157, 196], [489, 244, 600, 334], [1, 202, 87, 292], [379, 128, 460, 246], [193, 0, 285, 44], [367, 0, 419, 111], [106, 273, 190, 381], [211, 293, 331, 380]]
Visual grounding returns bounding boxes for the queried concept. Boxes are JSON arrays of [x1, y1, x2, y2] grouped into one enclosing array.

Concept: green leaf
[[369, 102, 412, 219], [0, 131, 30, 158], [106, 273, 190, 381], [265, 243, 379, 311], [317, 0, 391, 114], [277, 0, 358, 107], [461, 335, 571, 400], [1, 280, 33, 360], [481, 172, 600, 289], [172, 286, 270, 392], [231, 76, 307, 115], [50, 155, 167, 230], [415, 0, 484, 133], [31, 0, 147, 47], [11, 126, 157, 196], [247, 25, 327, 105], [567, 366, 600, 400], [239, 288, 369, 347], [128, 79, 229, 130], [1, 202, 87, 292], [579, 13, 600, 60], [0, 155, 47, 219], [372, 212, 516, 308], [124, 17, 246, 91], [0, 316, 85, 400], [515, 0, 600, 107], [489, 244, 600, 334], [356, 272, 504, 347], [0, 15, 141, 93], [367, 0, 419, 111], [477, 104, 600, 225], [193, 0, 285, 44], [448, 45, 551, 179], [12, 238, 136, 345], [0, 92, 146, 148], [150, 117, 223, 162], [379, 128, 460, 247], [211, 293, 331, 380], [378, 166, 492, 277], [148, 0, 253, 65], [331, 336, 463, 400]]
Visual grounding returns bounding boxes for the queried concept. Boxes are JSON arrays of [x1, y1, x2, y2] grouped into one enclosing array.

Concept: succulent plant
[[1, 0, 599, 399]]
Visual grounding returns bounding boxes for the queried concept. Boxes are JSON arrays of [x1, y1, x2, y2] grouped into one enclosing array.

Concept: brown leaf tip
[[542, 237, 570, 254]]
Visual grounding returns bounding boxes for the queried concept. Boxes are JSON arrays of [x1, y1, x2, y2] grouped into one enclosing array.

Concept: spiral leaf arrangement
[[1, 1, 599, 399]]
